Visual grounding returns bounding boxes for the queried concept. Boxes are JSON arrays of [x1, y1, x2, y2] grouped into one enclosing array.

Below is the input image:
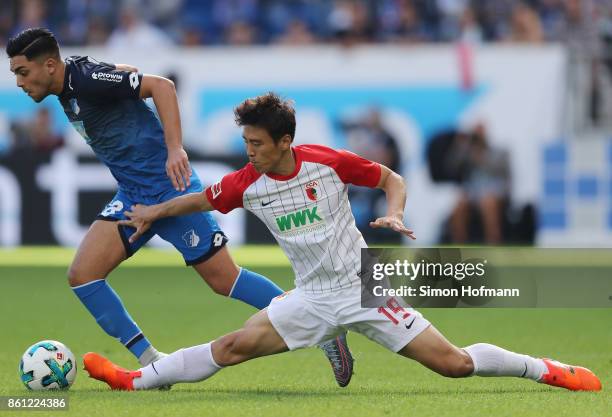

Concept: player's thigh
[[68, 220, 127, 286], [212, 309, 289, 366], [398, 325, 473, 377]]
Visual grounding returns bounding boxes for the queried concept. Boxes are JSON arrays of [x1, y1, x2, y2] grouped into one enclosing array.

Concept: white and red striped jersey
[[205, 144, 381, 294]]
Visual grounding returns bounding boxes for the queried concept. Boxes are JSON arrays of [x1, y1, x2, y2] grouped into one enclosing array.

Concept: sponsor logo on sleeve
[[211, 182, 222, 199], [129, 72, 139, 89]]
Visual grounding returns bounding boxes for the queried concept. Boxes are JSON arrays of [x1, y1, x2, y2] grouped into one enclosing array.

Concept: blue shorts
[[96, 183, 227, 265]]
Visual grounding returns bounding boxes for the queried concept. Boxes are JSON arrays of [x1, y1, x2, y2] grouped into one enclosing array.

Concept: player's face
[[243, 125, 291, 173], [9, 55, 55, 103]]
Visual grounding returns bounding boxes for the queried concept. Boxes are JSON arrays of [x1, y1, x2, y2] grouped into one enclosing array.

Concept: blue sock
[[229, 268, 284, 309], [72, 279, 151, 358]]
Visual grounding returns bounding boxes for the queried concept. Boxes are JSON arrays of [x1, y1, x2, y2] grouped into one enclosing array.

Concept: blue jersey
[[58, 55, 198, 200]]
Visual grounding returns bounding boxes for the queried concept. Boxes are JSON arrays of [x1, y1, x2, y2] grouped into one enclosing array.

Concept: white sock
[[133, 342, 222, 390], [138, 345, 165, 366], [464, 343, 547, 381]]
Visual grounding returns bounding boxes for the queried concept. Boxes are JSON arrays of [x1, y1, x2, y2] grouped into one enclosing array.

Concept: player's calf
[[212, 330, 258, 366], [434, 349, 474, 378]]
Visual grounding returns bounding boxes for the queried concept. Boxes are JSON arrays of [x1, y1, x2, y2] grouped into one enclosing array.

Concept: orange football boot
[[540, 359, 602, 391], [83, 352, 141, 391]]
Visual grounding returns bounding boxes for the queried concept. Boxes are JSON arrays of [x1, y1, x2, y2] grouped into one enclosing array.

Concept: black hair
[[6, 28, 60, 60], [234, 92, 296, 143]]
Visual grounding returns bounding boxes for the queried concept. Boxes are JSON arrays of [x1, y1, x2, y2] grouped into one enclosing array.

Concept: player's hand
[[369, 215, 416, 240], [118, 204, 155, 243], [166, 146, 192, 192]]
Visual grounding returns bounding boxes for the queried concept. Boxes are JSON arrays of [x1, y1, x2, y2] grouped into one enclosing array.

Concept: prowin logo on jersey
[[182, 229, 200, 248], [275, 206, 324, 234], [91, 72, 123, 82]]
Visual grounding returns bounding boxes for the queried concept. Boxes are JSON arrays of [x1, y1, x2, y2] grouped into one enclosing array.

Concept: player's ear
[[44, 56, 58, 75], [278, 134, 292, 150]]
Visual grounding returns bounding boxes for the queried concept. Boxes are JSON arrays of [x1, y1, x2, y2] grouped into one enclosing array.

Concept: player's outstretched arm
[[118, 191, 213, 243], [370, 165, 416, 239], [140, 74, 192, 192]]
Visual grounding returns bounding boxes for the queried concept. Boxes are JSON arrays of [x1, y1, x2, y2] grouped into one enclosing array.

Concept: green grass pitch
[[0, 247, 610, 417]]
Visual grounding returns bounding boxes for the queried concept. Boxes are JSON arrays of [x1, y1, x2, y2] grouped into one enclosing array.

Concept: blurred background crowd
[[0, 0, 609, 47]]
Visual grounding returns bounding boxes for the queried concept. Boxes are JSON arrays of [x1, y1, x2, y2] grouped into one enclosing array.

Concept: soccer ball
[[19, 340, 77, 390]]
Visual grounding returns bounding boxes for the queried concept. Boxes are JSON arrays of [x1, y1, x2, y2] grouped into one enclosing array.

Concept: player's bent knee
[[195, 264, 237, 296], [67, 265, 92, 287], [208, 277, 234, 296], [213, 330, 257, 366]]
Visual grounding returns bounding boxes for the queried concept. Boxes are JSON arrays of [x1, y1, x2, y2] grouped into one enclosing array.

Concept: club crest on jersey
[[182, 229, 200, 248], [305, 181, 319, 201], [100, 200, 123, 217]]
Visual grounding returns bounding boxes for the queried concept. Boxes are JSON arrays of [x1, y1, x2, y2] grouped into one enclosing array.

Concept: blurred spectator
[[342, 108, 402, 243], [505, 3, 544, 43], [85, 16, 112, 45], [11, 108, 64, 153], [225, 21, 257, 45], [536, 0, 566, 40], [262, 0, 329, 43], [0, 1, 18, 47], [448, 123, 510, 244], [213, 0, 260, 43], [602, 2, 612, 78], [106, 5, 173, 50], [328, 0, 375, 45], [179, 0, 215, 44], [57, 0, 118, 45], [558, 0, 604, 126], [458, 5, 485, 44], [388, 0, 431, 43], [437, 0, 469, 41], [181, 26, 205, 46], [274, 19, 316, 45], [11, 0, 50, 36], [470, 0, 517, 41]]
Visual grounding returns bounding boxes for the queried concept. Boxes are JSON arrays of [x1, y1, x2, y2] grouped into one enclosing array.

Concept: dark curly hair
[[234, 92, 296, 143]]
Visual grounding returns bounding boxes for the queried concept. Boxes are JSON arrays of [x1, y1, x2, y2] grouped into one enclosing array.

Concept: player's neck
[[270, 148, 296, 176], [49, 60, 66, 96]]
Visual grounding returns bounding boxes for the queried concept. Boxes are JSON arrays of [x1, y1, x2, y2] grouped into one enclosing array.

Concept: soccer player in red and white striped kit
[[84, 92, 601, 392]]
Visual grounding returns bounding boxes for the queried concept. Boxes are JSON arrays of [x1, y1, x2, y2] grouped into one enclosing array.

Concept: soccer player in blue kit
[[6, 28, 352, 387]]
